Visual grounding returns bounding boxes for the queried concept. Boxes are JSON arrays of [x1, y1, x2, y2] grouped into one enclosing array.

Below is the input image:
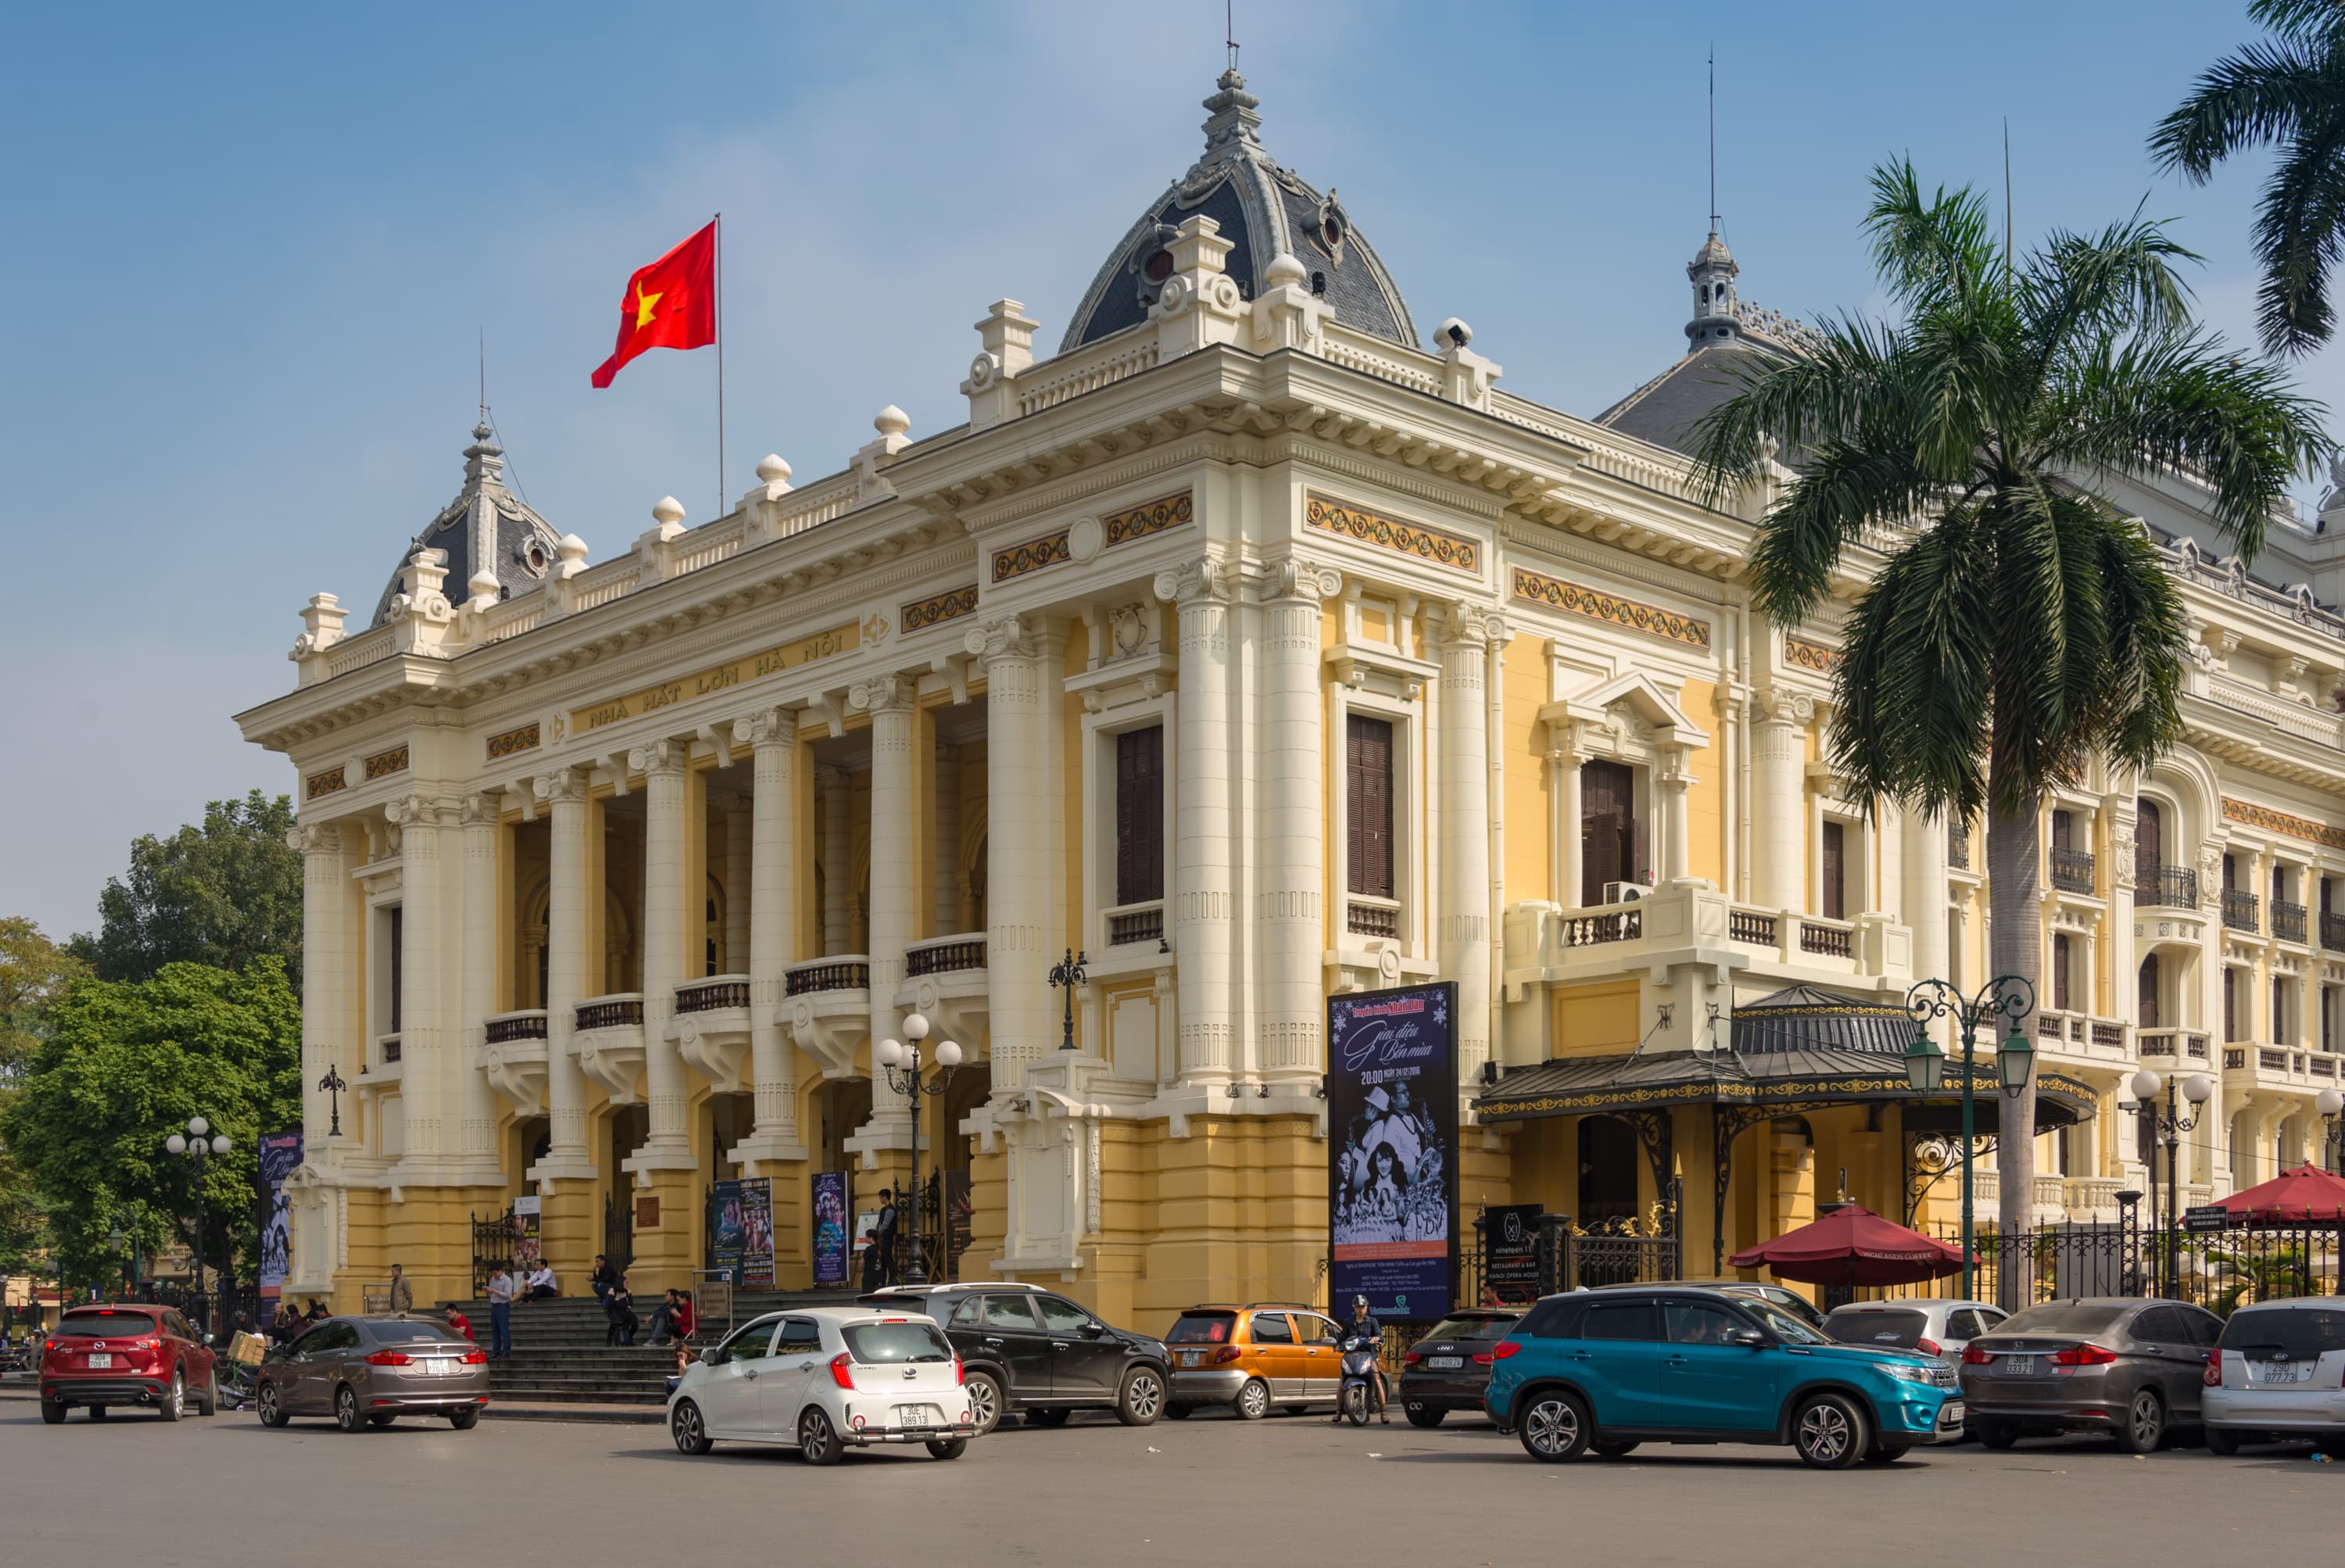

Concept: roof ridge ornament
[[461, 418, 507, 494], [1197, 67, 1263, 171]]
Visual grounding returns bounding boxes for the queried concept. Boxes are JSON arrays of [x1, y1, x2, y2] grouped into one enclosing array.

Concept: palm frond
[[2024, 210, 2199, 358], [1864, 159, 2000, 313], [1745, 439, 1939, 625], [2250, 134, 2345, 354], [2249, 1, 2345, 45], [2149, 38, 2331, 179], [1683, 316, 1904, 504]]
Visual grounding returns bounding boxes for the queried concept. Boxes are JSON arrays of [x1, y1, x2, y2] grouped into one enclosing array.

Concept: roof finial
[[1226, 0, 1239, 73], [1708, 43, 1720, 238]]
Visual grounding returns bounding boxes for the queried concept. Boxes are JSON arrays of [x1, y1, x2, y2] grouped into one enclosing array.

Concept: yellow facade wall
[[1552, 978, 1640, 1057], [1502, 634, 1550, 904], [1679, 677, 1724, 886]]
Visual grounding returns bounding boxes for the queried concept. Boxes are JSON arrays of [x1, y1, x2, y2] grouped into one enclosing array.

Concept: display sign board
[[811, 1172, 850, 1287], [1327, 982, 1459, 1322], [256, 1130, 303, 1302], [2183, 1204, 2233, 1234], [1482, 1202, 1543, 1304]]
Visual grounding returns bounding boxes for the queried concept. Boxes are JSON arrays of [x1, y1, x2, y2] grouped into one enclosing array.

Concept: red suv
[[41, 1304, 220, 1423]]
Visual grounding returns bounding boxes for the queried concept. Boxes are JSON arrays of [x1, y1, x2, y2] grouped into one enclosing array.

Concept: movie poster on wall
[[256, 1130, 303, 1302], [1327, 982, 1459, 1322], [739, 1178, 775, 1289]]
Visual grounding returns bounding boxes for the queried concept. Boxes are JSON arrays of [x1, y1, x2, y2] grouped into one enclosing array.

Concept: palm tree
[[2152, 1, 2345, 356], [1690, 161, 2328, 1292]]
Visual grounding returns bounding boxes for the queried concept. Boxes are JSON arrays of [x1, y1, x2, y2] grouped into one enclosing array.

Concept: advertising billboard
[[1327, 982, 1459, 1322]]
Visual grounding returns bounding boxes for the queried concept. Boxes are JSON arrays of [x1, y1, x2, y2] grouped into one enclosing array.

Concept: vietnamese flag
[[590, 220, 717, 388]]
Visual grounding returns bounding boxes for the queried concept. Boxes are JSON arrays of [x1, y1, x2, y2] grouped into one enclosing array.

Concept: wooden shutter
[[388, 904, 404, 1033], [1347, 714, 1394, 899], [2135, 800, 2161, 880], [2224, 968, 2237, 1041], [1115, 726, 1164, 904], [1821, 822, 1846, 921], [1580, 761, 1634, 905], [2138, 955, 2159, 1029], [2051, 811, 2071, 853], [2052, 933, 2071, 1012]]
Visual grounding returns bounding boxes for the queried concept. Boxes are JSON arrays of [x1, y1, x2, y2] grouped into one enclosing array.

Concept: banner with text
[[256, 1130, 303, 1302], [812, 1172, 849, 1287], [1328, 982, 1459, 1321]]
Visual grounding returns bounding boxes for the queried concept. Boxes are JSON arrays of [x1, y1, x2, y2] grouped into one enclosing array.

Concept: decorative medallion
[[1305, 493, 1478, 573], [363, 745, 409, 781], [1784, 636, 1842, 674], [993, 529, 1072, 583], [1511, 567, 1711, 650], [486, 722, 542, 761], [306, 766, 346, 801], [1103, 489, 1194, 547], [2221, 797, 2345, 851], [901, 585, 979, 634]]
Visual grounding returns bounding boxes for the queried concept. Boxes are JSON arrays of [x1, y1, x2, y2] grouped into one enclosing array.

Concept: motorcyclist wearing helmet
[[1332, 1295, 1387, 1425]]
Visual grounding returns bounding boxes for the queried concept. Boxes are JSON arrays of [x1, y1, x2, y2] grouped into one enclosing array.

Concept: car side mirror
[[1082, 1323, 1108, 1338], [1729, 1328, 1767, 1348], [698, 1348, 718, 1365]]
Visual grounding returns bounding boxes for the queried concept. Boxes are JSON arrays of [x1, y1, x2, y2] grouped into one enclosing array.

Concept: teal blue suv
[[1484, 1285, 1965, 1468]]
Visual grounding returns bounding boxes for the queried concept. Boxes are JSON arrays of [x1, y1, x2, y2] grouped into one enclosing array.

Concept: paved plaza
[[4, 1403, 2335, 1566]]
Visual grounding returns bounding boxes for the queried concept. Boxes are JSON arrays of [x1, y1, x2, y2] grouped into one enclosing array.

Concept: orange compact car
[[1163, 1303, 1348, 1419]]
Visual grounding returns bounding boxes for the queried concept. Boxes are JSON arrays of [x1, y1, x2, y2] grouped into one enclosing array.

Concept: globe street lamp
[[1903, 974, 2036, 1301], [875, 1015, 962, 1287], [2128, 1069, 2214, 1299], [2317, 1087, 2343, 1174], [166, 1116, 232, 1334]]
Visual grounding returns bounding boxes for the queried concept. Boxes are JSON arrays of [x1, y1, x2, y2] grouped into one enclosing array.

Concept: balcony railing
[[785, 958, 870, 997], [2136, 864, 2198, 910], [2221, 887, 2261, 932], [1798, 917, 1855, 959], [378, 1032, 401, 1065], [1346, 897, 1401, 940], [1947, 825, 1971, 871], [905, 936, 986, 976], [676, 976, 751, 1014], [575, 995, 644, 1031], [2137, 1030, 2210, 1061], [2049, 847, 2096, 895], [1728, 908, 1778, 946], [483, 1010, 548, 1044], [2323, 912, 2345, 952], [2275, 900, 2310, 944], [1104, 904, 1166, 949], [1557, 908, 1642, 947]]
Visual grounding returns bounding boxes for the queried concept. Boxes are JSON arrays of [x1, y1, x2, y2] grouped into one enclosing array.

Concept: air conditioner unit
[[1602, 881, 1645, 905]]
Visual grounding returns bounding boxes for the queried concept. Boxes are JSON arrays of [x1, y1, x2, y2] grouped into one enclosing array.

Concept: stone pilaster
[[628, 738, 697, 1167], [934, 741, 963, 933], [531, 768, 597, 1183], [289, 822, 350, 1151], [1258, 558, 1337, 1084], [1154, 564, 1236, 1086], [854, 672, 921, 1129], [1437, 604, 1500, 1086], [1752, 688, 1813, 912], [456, 793, 503, 1176], [968, 615, 1058, 1085], [820, 765, 850, 954], [733, 708, 808, 1164], [390, 793, 446, 1165]]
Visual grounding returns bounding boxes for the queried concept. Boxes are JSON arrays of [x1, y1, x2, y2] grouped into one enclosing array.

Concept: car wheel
[[256, 1383, 287, 1429], [1862, 1445, 1910, 1465], [449, 1407, 480, 1430], [1233, 1379, 1269, 1421], [367, 1413, 397, 1428], [1516, 1390, 1591, 1463], [1405, 1405, 1447, 1430], [1591, 1438, 1640, 1458], [2204, 1425, 2241, 1456], [1116, 1366, 1165, 1427], [1163, 1403, 1194, 1420], [798, 1407, 842, 1466], [157, 1371, 184, 1423], [2114, 1387, 2164, 1455], [925, 1437, 968, 1460], [671, 1398, 713, 1455], [963, 1371, 1004, 1436], [1026, 1407, 1072, 1428], [1792, 1391, 1868, 1470], [1974, 1417, 2017, 1450], [334, 1385, 363, 1434], [40, 1398, 66, 1426]]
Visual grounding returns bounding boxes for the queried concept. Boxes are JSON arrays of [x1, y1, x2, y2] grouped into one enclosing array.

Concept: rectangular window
[[1346, 714, 1394, 899], [1580, 760, 1638, 906], [2224, 968, 2238, 1042], [1113, 725, 1165, 906], [2325, 987, 2335, 1053], [388, 904, 404, 1034], [2052, 933, 2071, 1013], [2051, 810, 2073, 853], [2272, 978, 2287, 1045], [1821, 821, 1847, 921]]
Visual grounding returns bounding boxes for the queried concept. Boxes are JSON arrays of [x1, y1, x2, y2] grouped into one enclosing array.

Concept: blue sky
[[0, 0, 2325, 938]]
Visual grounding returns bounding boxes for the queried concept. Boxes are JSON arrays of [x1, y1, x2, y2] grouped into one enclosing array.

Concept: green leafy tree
[[0, 918, 84, 1275], [1691, 162, 2329, 1292], [0, 960, 300, 1292], [2152, 2, 2345, 355], [70, 790, 303, 990]]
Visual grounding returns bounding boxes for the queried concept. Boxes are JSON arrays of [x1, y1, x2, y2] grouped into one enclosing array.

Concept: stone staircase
[[442, 1290, 863, 1406]]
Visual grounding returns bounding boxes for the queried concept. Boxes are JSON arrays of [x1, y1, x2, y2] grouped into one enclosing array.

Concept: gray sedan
[[1957, 1298, 2221, 1452], [256, 1317, 489, 1431]]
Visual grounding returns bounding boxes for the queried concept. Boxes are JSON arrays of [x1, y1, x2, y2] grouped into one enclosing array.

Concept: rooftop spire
[[1198, 65, 1263, 169], [461, 417, 507, 492]]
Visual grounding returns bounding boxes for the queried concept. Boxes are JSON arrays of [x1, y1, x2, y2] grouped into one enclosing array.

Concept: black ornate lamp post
[[2128, 1069, 2213, 1299], [874, 1014, 962, 1287], [166, 1116, 232, 1334], [2317, 1088, 2343, 1174], [317, 1065, 348, 1138], [1902, 974, 2036, 1301], [1048, 948, 1087, 1051]]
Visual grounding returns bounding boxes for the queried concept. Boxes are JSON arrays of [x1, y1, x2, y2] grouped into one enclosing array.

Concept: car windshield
[[843, 1322, 954, 1363], [55, 1311, 156, 1339], [1825, 1308, 1930, 1349], [1167, 1312, 1235, 1344], [1996, 1302, 2132, 1337], [1416, 1313, 1517, 1342], [369, 1323, 462, 1344], [1741, 1299, 1828, 1344], [2220, 1307, 2345, 1362]]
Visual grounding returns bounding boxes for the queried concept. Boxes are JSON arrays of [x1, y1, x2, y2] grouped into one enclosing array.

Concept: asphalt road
[[4, 1402, 2336, 1566]]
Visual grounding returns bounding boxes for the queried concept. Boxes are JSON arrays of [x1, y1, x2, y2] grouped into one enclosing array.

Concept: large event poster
[[510, 1196, 542, 1270], [739, 1178, 774, 1289], [709, 1180, 746, 1283], [1328, 983, 1458, 1322], [811, 1172, 849, 1287], [256, 1130, 303, 1303]]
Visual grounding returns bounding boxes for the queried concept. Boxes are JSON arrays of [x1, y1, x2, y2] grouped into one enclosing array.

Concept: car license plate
[[1181, 1351, 1201, 1368], [1996, 1355, 2039, 1376], [87, 1353, 112, 1369], [1427, 1355, 1464, 1370], [897, 1405, 931, 1429], [1939, 1400, 1965, 1426], [2254, 1361, 2310, 1384]]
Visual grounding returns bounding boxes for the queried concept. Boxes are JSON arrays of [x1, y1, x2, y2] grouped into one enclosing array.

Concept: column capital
[[1269, 555, 1342, 604], [385, 793, 438, 831], [732, 704, 800, 749], [1152, 557, 1237, 610], [963, 614, 1043, 664], [1755, 686, 1817, 726], [1437, 599, 1508, 650], [533, 766, 591, 807], [848, 672, 921, 715], [285, 821, 343, 857], [460, 792, 504, 826], [627, 737, 692, 778]]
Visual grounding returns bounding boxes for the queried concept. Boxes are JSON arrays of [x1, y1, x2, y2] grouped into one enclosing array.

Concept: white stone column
[[392, 794, 446, 1164], [1260, 559, 1336, 1083], [290, 822, 350, 1148], [735, 707, 804, 1159], [855, 673, 920, 1122], [724, 796, 750, 972], [1551, 735, 1583, 905], [1154, 566, 1235, 1086], [933, 742, 962, 934], [969, 617, 1057, 1086], [1751, 688, 1813, 912], [630, 739, 695, 1161], [1902, 803, 1951, 985], [532, 768, 596, 1180], [820, 765, 850, 955], [1659, 749, 1694, 883], [457, 793, 503, 1174], [1437, 605, 1498, 1085]]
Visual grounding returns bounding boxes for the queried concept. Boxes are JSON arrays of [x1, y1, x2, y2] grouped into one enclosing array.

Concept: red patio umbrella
[[1728, 1203, 1967, 1287], [2215, 1164, 2345, 1224]]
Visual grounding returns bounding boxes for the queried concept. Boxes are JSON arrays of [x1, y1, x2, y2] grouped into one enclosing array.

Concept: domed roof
[[1060, 70, 1419, 354], [371, 421, 564, 626]]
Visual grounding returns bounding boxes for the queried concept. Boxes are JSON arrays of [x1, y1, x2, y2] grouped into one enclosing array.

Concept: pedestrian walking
[[388, 1264, 414, 1317], [604, 1276, 638, 1346], [485, 1264, 515, 1359], [875, 1187, 900, 1287], [858, 1230, 883, 1292]]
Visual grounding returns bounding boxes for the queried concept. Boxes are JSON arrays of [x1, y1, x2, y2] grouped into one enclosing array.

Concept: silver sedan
[[256, 1316, 489, 1431]]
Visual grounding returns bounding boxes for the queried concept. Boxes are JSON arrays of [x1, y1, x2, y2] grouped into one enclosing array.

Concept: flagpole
[[714, 211, 726, 520]]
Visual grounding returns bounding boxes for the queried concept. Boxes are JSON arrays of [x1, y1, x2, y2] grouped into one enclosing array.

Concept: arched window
[[2138, 954, 2161, 1029]]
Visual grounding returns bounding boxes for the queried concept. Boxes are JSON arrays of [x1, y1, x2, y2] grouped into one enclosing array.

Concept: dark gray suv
[[861, 1283, 1171, 1434]]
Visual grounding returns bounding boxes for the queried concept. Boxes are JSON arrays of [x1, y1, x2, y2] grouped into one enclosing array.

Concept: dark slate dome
[[371, 421, 564, 626], [1060, 69, 1419, 354]]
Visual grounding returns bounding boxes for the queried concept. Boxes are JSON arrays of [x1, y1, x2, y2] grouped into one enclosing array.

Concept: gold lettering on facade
[[572, 621, 867, 734]]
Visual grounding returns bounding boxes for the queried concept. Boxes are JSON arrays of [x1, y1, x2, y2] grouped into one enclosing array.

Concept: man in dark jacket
[[875, 1189, 900, 1287]]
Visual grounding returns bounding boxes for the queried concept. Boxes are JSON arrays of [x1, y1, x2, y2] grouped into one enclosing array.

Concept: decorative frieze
[[1512, 567, 1711, 651], [305, 765, 346, 800], [363, 744, 410, 781], [2222, 797, 2345, 851], [486, 722, 541, 761], [1305, 492, 1478, 573], [1783, 636, 1842, 674], [901, 585, 979, 633], [571, 619, 868, 736], [993, 530, 1071, 583], [1103, 489, 1193, 546]]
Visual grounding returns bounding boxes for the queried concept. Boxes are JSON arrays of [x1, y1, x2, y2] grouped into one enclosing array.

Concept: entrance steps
[[438, 1289, 862, 1406]]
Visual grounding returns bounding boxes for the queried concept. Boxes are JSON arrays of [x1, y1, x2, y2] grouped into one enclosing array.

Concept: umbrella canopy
[[1728, 1203, 1967, 1287], [2216, 1164, 2345, 1224]]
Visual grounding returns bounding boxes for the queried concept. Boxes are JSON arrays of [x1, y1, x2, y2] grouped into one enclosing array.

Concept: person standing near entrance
[[485, 1265, 514, 1359], [875, 1188, 900, 1286], [388, 1264, 414, 1317]]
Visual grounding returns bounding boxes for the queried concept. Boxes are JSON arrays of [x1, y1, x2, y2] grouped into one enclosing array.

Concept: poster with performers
[[256, 1130, 303, 1304], [1327, 983, 1458, 1322], [510, 1196, 542, 1269], [739, 1178, 774, 1288], [708, 1180, 746, 1283], [811, 1172, 849, 1287]]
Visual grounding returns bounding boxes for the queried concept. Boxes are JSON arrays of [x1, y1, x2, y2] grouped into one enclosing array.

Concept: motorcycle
[[1337, 1334, 1381, 1427]]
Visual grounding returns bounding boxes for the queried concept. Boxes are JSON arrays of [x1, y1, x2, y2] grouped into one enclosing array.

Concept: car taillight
[[1212, 1346, 1241, 1365], [1402, 1351, 1423, 1367], [2050, 1344, 2118, 1366], [1491, 1341, 1522, 1361], [1960, 1344, 1992, 1365], [462, 1349, 488, 1365], [954, 1359, 965, 1386], [829, 1352, 857, 1391], [363, 1351, 414, 1366], [1471, 1351, 1495, 1366], [2204, 1350, 2222, 1388], [1915, 1338, 1942, 1357]]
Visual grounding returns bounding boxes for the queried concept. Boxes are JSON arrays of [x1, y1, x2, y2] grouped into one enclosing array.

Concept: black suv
[[861, 1283, 1172, 1434]]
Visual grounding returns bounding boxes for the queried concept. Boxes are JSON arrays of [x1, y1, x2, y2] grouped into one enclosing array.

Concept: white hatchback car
[[668, 1307, 978, 1463], [2202, 1298, 2345, 1456]]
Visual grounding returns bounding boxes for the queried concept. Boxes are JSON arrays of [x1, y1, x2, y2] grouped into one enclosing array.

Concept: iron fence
[[1861, 1211, 2343, 1313]]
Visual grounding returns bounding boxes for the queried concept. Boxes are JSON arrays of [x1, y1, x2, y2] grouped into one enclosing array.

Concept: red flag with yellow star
[[590, 220, 717, 388]]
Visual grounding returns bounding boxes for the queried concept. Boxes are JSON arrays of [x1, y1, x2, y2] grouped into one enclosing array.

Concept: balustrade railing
[[2050, 847, 2096, 895], [575, 995, 644, 1031], [785, 958, 870, 996], [378, 1033, 401, 1065], [1558, 908, 1642, 947], [905, 936, 986, 976], [483, 1010, 548, 1044], [1104, 904, 1165, 948], [2323, 911, 2345, 952], [1346, 898, 1402, 940], [1798, 918, 1854, 958], [1727, 908, 1778, 946], [676, 976, 751, 1014]]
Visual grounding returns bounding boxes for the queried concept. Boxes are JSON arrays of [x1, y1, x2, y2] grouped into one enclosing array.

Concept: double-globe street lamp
[[2128, 1069, 2213, 1299], [2317, 1087, 2344, 1173], [1902, 975, 2036, 1301], [874, 1015, 962, 1287], [165, 1116, 231, 1334]]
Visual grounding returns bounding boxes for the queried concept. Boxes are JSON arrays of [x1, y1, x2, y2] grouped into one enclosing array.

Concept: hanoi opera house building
[[241, 71, 2345, 1319]]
